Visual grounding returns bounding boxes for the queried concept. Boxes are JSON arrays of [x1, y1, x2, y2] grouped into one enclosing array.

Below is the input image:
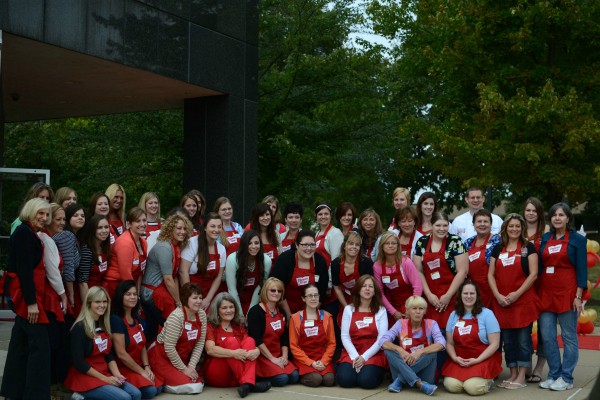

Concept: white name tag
[[227, 236, 239, 244], [207, 261, 216, 271], [410, 344, 424, 353], [98, 261, 108, 272], [546, 266, 555, 274], [501, 256, 515, 266], [141, 260, 146, 272], [96, 338, 108, 352], [185, 322, 192, 330], [304, 327, 319, 337], [382, 276, 391, 284], [133, 259, 140, 265], [402, 338, 412, 346], [548, 244, 562, 254], [270, 320, 282, 331], [343, 279, 355, 289], [265, 250, 274, 259], [304, 320, 314, 327], [386, 279, 399, 290], [133, 331, 143, 344], [315, 240, 322, 248], [498, 252, 508, 260], [458, 325, 472, 336], [296, 275, 310, 286], [363, 317, 373, 324], [355, 320, 369, 329], [281, 245, 291, 252], [315, 275, 320, 282], [245, 277, 255, 287], [427, 258, 440, 270], [456, 320, 465, 328], [430, 271, 441, 280], [468, 251, 481, 262], [186, 329, 198, 340]]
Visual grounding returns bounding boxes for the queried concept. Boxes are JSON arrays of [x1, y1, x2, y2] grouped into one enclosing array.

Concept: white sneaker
[[539, 378, 555, 389], [549, 377, 573, 391], [71, 393, 85, 400]]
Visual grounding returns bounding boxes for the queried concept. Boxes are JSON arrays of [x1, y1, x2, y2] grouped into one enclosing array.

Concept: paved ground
[[0, 321, 597, 400]]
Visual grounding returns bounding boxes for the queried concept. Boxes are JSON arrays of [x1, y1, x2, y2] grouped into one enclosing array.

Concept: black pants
[[47, 312, 70, 383], [141, 298, 165, 344], [0, 316, 51, 399]]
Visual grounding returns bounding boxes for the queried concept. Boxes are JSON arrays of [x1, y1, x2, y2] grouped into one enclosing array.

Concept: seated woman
[[289, 284, 336, 387], [64, 286, 141, 400], [203, 292, 272, 397], [111, 280, 158, 399], [337, 274, 388, 389], [442, 282, 502, 396], [147, 283, 207, 395], [380, 295, 445, 395], [247, 278, 299, 387]]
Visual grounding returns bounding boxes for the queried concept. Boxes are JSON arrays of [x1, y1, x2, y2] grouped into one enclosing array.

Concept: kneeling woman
[[247, 278, 299, 386], [64, 286, 142, 400], [203, 292, 272, 397], [380, 296, 445, 395], [289, 284, 336, 387], [148, 283, 207, 394], [338, 274, 388, 389], [442, 282, 502, 396], [111, 281, 158, 399]]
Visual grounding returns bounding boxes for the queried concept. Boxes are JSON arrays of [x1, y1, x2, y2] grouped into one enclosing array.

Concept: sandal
[[527, 374, 542, 383], [506, 382, 527, 390], [496, 380, 512, 388]]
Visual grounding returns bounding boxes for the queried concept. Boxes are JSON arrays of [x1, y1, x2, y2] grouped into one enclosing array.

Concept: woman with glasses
[[289, 284, 336, 387], [488, 213, 540, 389], [270, 230, 329, 318], [247, 278, 299, 387]]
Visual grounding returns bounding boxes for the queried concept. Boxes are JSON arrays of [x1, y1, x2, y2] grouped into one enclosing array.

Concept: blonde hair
[[55, 187, 77, 207], [259, 277, 285, 304], [157, 214, 192, 249], [138, 192, 161, 220], [47, 203, 63, 226], [19, 198, 51, 222], [375, 231, 403, 265], [405, 295, 427, 310], [105, 183, 126, 223], [393, 187, 411, 205], [73, 286, 111, 339]]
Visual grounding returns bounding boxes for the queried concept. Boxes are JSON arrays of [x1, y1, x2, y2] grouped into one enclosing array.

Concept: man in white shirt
[[449, 187, 503, 241]]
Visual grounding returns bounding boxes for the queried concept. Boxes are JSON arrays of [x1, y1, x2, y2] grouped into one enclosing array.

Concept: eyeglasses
[[304, 294, 319, 299], [298, 243, 316, 249], [269, 288, 283, 293]]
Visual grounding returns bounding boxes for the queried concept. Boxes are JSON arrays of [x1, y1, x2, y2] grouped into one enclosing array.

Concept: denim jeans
[[336, 363, 385, 389], [539, 310, 578, 383], [139, 384, 159, 399], [80, 382, 141, 400], [260, 370, 300, 387], [385, 349, 437, 386], [501, 324, 533, 368]]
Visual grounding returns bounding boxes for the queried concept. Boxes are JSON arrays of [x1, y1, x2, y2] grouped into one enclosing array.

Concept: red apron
[[145, 221, 161, 238], [43, 252, 65, 322], [64, 330, 113, 391], [143, 243, 181, 319], [492, 245, 540, 328], [190, 243, 221, 298], [263, 243, 279, 264], [109, 225, 118, 245], [338, 310, 386, 367], [417, 226, 432, 236], [467, 235, 493, 308], [88, 254, 109, 288], [293, 310, 335, 376], [5, 223, 49, 324], [225, 225, 241, 256], [381, 263, 413, 314], [149, 311, 203, 387], [315, 225, 333, 267], [238, 267, 261, 315], [539, 232, 576, 313], [399, 231, 417, 257], [422, 236, 455, 329], [255, 305, 297, 377], [400, 319, 430, 353], [441, 316, 502, 380], [117, 317, 153, 388], [336, 259, 360, 326], [111, 220, 124, 236], [286, 254, 316, 314], [129, 231, 147, 283], [281, 231, 298, 253], [528, 233, 542, 254]]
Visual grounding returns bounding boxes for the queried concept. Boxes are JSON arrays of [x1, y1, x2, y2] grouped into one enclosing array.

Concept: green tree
[[369, 0, 600, 208]]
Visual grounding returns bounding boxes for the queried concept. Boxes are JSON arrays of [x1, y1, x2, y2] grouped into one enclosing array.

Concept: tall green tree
[[369, 0, 600, 207]]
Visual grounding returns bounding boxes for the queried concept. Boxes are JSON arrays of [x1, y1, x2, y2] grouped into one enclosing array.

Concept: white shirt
[[181, 237, 226, 275], [449, 211, 503, 242]]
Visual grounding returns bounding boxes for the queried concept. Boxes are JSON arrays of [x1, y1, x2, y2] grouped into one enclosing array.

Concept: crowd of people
[[0, 183, 588, 399]]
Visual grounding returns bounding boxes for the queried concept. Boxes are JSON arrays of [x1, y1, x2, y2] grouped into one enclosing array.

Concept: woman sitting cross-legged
[[379, 295, 445, 396], [203, 292, 272, 397]]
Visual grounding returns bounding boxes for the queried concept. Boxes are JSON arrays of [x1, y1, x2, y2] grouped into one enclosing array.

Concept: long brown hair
[[522, 197, 545, 239], [351, 274, 383, 314], [195, 212, 222, 276]]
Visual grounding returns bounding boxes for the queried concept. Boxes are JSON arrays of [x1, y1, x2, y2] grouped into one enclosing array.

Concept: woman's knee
[[443, 376, 464, 393], [463, 378, 491, 396], [300, 372, 323, 387]]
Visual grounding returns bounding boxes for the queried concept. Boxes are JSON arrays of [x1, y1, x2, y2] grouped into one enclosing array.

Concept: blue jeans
[[260, 370, 299, 387], [80, 382, 141, 400], [384, 350, 437, 386], [501, 324, 533, 368], [139, 384, 159, 399], [336, 363, 384, 389], [539, 310, 578, 384]]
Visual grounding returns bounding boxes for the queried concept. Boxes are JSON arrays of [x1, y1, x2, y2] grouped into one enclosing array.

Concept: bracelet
[[575, 295, 582, 300], [143, 364, 150, 368]]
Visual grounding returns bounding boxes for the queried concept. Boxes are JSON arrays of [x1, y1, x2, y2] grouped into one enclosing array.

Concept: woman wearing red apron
[[106, 183, 126, 238], [488, 214, 540, 389], [537, 203, 587, 391], [141, 214, 192, 343], [214, 197, 244, 257], [105, 208, 148, 298], [270, 230, 329, 317], [521, 197, 550, 383], [279, 203, 303, 253], [64, 286, 142, 400], [225, 230, 272, 321], [337, 274, 388, 389], [248, 203, 281, 263], [289, 284, 336, 387], [380, 296, 445, 395], [77, 215, 111, 308], [111, 281, 158, 398], [358, 208, 383, 260], [388, 187, 411, 231], [416, 192, 438, 236], [335, 202, 358, 236], [463, 209, 501, 308], [373, 232, 423, 323], [247, 278, 299, 386], [180, 212, 226, 311], [88, 193, 118, 245], [442, 282, 502, 396], [139, 192, 162, 239], [203, 292, 272, 396], [0, 198, 52, 400], [393, 206, 424, 258], [148, 282, 207, 394]]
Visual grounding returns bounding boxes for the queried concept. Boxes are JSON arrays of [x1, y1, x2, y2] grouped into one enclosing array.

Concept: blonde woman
[[139, 192, 162, 238], [106, 183, 126, 236]]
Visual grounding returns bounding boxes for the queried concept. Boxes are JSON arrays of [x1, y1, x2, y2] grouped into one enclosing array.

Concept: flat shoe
[[527, 374, 542, 383], [496, 380, 512, 388], [506, 382, 527, 390]]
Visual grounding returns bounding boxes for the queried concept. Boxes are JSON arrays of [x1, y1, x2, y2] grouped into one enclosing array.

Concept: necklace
[[248, 262, 255, 272]]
